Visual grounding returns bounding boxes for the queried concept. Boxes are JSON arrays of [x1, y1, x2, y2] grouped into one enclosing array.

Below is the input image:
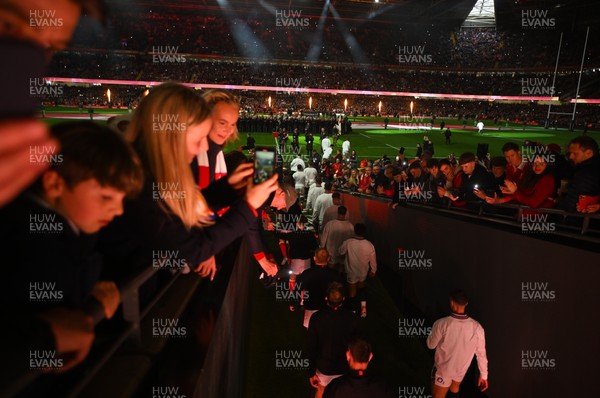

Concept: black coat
[[324, 370, 394, 398], [0, 193, 102, 315], [564, 155, 600, 212]]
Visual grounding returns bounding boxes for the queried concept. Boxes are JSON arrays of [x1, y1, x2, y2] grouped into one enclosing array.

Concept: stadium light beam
[[307, 0, 330, 62], [344, 98, 348, 112], [378, 100, 382, 114], [216, 0, 271, 62], [309, 97, 313, 110], [410, 101, 414, 115], [107, 88, 111, 103], [268, 96, 272, 108], [328, 4, 369, 65]]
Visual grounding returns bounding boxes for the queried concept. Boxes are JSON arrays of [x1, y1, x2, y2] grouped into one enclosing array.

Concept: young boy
[[1, 121, 143, 336]]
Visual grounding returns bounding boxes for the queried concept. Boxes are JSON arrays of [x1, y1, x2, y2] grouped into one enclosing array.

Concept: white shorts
[[431, 366, 464, 388], [345, 263, 369, 284], [290, 258, 311, 275], [316, 369, 343, 387], [303, 309, 317, 329]]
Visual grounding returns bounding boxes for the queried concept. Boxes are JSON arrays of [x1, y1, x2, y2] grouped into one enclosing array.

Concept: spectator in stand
[[332, 157, 344, 179], [293, 164, 307, 198], [489, 156, 507, 188], [322, 158, 333, 182], [312, 150, 322, 167], [339, 223, 376, 300], [346, 169, 360, 192], [307, 282, 358, 398], [358, 166, 372, 193], [296, 248, 343, 328], [455, 152, 495, 207], [502, 142, 529, 184], [304, 162, 318, 187], [321, 206, 354, 268], [313, 182, 334, 231], [323, 337, 394, 398], [564, 136, 600, 213], [348, 150, 358, 169], [99, 83, 278, 284], [424, 158, 445, 204], [478, 150, 556, 208], [426, 290, 489, 398]]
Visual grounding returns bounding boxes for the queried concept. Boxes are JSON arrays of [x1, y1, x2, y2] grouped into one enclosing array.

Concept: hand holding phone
[[253, 146, 276, 184]]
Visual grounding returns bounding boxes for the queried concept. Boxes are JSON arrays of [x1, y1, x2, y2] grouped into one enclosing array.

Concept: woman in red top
[[483, 153, 556, 208]]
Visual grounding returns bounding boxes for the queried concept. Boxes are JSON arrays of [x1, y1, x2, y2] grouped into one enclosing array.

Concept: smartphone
[[253, 146, 276, 184]]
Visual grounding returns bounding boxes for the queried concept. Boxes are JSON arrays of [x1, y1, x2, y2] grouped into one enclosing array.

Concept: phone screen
[[253, 147, 275, 184]]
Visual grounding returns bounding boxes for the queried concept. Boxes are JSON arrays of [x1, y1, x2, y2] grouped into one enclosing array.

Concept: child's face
[[50, 177, 126, 234], [186, 118, 212, 162]]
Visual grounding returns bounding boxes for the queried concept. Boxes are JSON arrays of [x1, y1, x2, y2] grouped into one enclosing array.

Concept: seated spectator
[[479, 150, 556, 209], [339, 223, 376, 300], [323, 337, 394, 398], [564, 136, 600, 213], [346, 168, 360, 192], [98, 83, 278, 283], [307, 282, 358, 398]]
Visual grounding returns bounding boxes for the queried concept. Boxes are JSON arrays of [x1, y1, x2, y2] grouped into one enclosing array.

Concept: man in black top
[[297, 248, 343, 328], [457, 152, 496, 207], [324, 338, 394, 398], [307, 282, 357, 398]]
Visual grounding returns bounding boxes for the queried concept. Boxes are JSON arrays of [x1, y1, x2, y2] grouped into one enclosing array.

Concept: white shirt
[[292, 171, 306, 190], [320, 219, 354, 265], [306, 185, 325, 210], [312, 192, 333, 227], [339, 236, 376, 275], [477, 122, 484, 130], [290, 157, 306, 172], [321, 137, 331, 150], [321, 204, 349, 231], [342, 140, 350, 155], [304, 166, 318, 186], [426, 313, 488, 380], [323, 147, 333, 159]]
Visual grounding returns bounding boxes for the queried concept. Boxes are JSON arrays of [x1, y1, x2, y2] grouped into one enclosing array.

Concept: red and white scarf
[[197, 150, 227, 189]]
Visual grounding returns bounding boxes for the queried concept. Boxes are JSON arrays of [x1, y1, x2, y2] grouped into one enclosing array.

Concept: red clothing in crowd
[[505, 173, 556, 208], [505, 162, 529, 184]]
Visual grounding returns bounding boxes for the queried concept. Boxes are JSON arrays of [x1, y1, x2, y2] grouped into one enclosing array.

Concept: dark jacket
[[458, 164, 496, 204], [307, 305, 357, 376], [296, 266, 343, 310], [98, 150, 257, 282], [323, 369, 394, 398], [563, 155, 600, 212], [0, 193, 101, 315]]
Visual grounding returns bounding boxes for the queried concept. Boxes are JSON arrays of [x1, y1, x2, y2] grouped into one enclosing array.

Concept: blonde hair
[[202, 89, 241, 144], [127, 83, 213, 229]]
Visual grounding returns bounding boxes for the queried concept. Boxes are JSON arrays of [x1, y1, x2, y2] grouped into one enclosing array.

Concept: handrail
[[336, 189, 600, 240]]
